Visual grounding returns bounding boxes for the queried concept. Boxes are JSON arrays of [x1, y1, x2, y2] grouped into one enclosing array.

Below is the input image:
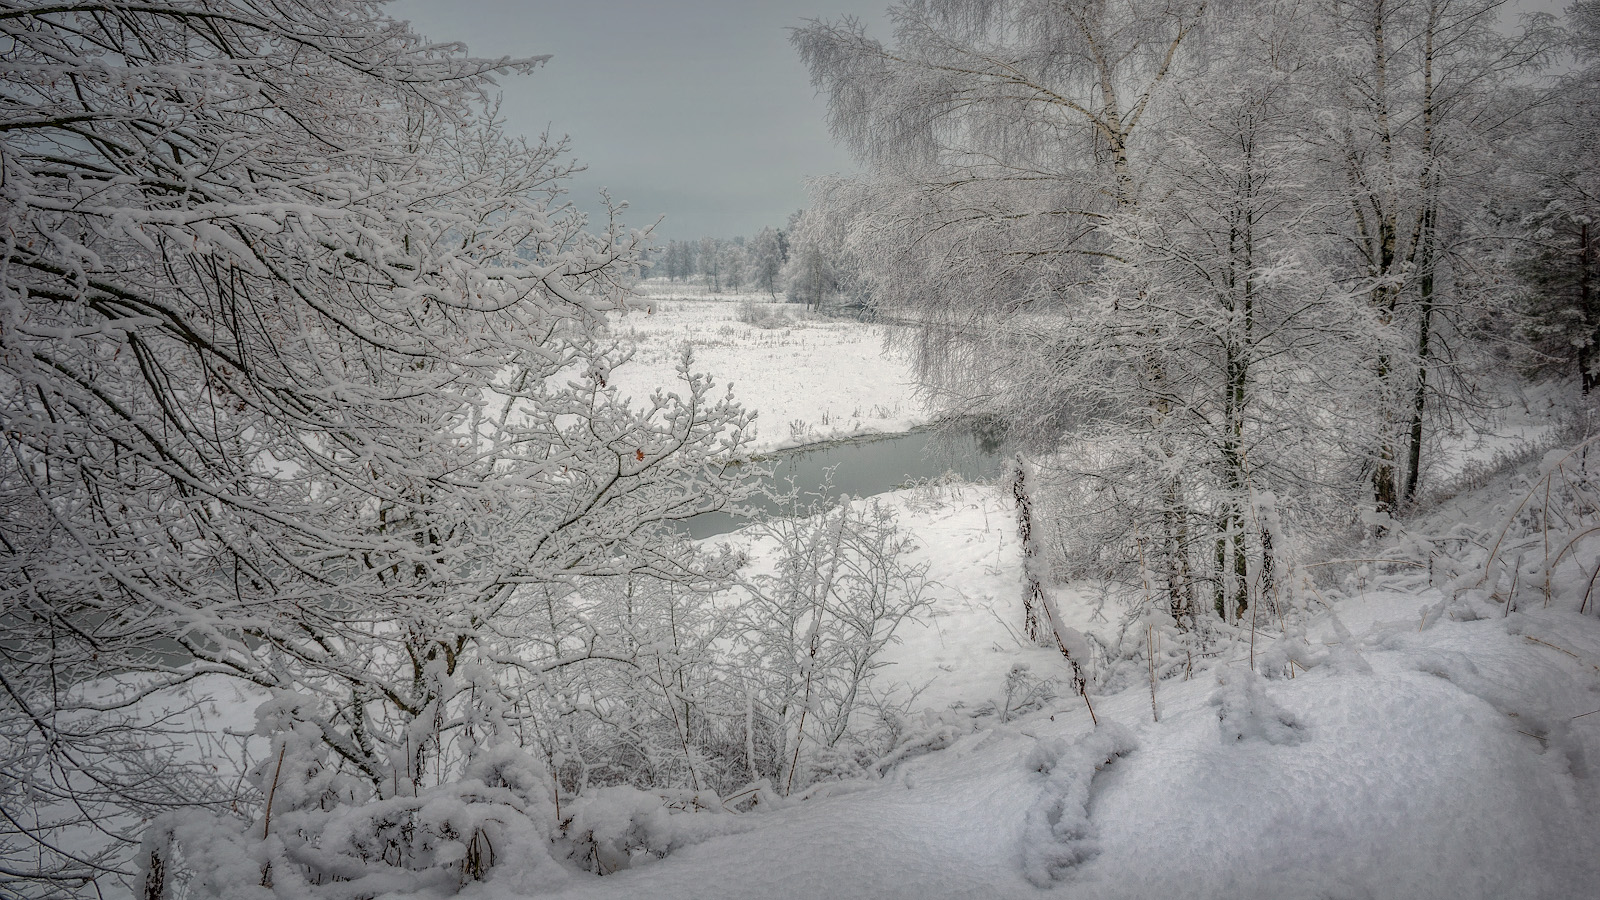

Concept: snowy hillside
[[512, 454, 1600, 900]]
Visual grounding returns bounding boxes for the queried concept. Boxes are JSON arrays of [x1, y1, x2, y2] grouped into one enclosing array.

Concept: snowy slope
[[512, 479, 1600, 900], [524, 594, 1598, 900]]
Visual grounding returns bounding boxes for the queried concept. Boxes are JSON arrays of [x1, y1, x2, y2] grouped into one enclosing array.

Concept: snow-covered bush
[[1210, 671, 1305, 746], [738, 298, 798, 329], [737, 495, 930, 794], [1470, 434, 1600, 615], [150, 766, 565, 899], [511, 571, 758, 800], [440, 497, 932, 851], [558, 785, 750, 875], [142, 702, 566, 898]]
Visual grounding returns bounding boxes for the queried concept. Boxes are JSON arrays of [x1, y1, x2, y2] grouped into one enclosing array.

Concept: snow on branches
[[0, 2, 752, 895]]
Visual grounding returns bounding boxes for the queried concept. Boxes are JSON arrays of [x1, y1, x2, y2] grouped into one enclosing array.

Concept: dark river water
[[682, 426, 1005, 538]]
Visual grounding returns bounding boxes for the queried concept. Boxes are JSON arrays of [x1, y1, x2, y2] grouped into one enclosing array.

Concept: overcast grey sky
[[393, 0, 1570, 241], [392, 0, 890, 240]]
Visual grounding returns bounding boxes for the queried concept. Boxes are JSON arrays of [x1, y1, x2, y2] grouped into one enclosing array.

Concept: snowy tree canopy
[[0, 2, 753, 894]]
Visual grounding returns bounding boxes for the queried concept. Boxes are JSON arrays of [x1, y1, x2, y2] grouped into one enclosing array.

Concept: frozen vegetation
[[70, 408, 1600, 900], [5, 2, 1600, 899], [512, 440, 1600, 899]]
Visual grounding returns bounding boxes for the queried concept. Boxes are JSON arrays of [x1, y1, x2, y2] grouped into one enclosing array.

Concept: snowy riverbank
[[608, 281, 934, 453]]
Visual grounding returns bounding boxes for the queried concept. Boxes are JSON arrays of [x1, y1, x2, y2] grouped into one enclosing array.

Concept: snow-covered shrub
[[144, 703, 565, 899], [988, 663, 1060, 723], [1410, 431, 1600, 621], [558, 786, 750, 875], [737, 496, 931, 794], [478, 498, 929, 832], [738, 298, 797, 329], [1210, 670, 1305, 746], [1474, 435, 1600, 615], [512, 572, 762, 800], [497, 492, 933, 808]]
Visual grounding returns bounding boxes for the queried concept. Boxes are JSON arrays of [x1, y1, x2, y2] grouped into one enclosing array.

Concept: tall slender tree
[[1317, 0, 1550, 509], [1519, 1, 1600, 392]]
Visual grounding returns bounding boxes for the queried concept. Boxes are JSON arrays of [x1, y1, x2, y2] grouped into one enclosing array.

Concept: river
[[682, 426, 1005, 538]]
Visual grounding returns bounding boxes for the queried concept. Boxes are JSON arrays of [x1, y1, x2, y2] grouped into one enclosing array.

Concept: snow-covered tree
[[1049, 0, 1376, 624], [662, 239, 698, 281], [792, 0, 1227, 625], [747, 226, 788, 298], [720, 240, 749, 292], [0, 2, 753, 896], [793, 0, 1205, 334], [1517, 1, 1600, 391], [699, 236, 722, 291], [1315, 0, 1552, 509], [780, 207, 868, 312], [795, 0, 1554, 634]]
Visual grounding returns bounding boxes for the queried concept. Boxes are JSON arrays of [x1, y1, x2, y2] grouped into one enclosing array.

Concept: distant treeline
[[647, 210, 869, 311]]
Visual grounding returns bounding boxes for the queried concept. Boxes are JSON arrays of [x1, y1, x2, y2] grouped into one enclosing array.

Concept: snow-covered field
[[608, 279, 933, 453]]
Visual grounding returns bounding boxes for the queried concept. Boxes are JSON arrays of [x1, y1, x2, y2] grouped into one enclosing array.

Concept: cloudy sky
[[393, 0, 1571, 242], [392, 0, 889, 240]]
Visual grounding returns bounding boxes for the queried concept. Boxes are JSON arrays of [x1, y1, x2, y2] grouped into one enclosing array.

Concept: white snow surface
[[508, 481, 1600, 900], [608, 280, 932, 453], [119, 380, 1600, 900]]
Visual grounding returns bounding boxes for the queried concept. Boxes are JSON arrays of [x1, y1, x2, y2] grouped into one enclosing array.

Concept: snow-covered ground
[[1429, 379, 1574, 486], [526, 457, 1600, 899], [76, 371, 1600, 900], [608, 279, 933, 453]]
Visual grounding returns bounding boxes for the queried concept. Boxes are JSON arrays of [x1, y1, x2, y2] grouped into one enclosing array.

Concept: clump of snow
[[1209, 670, 1304, 746], [1020, 722, 1137, 886]]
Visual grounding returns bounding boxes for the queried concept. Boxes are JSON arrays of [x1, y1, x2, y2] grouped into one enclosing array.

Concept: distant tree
[[781, 208, 871, 312], [782, 213, 834, 310], [700, 236, 722, 291], [721, 241, 749, 291], [749, 226, 787, 298], [664, 239, 697, 281]]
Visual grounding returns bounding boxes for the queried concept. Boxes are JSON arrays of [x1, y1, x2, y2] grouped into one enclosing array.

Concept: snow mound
[[1020, 721, 1138, 886], [1209, 669, 1305, 745]]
